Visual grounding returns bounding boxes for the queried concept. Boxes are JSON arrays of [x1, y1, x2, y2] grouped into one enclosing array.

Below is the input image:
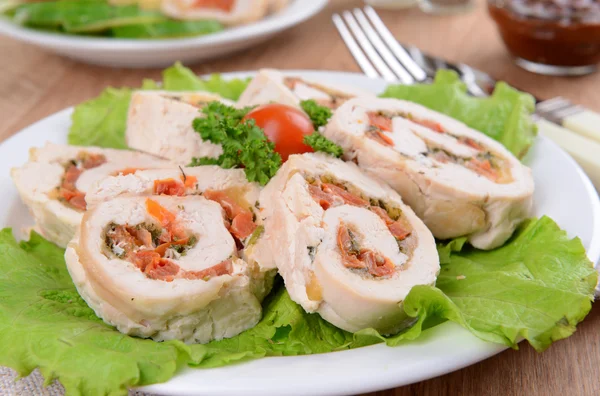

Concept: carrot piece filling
[[58, 152, 107, 211], [204, 189, 257, 240], [154, 178, 186, 196], [367, 111, 393, 132], [192, 0, 235, 11], [337, 222, 395, 278], [369, 206, 411, 241]]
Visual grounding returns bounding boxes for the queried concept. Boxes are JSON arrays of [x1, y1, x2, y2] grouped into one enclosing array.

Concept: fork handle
[[563, 110, 600, 143]]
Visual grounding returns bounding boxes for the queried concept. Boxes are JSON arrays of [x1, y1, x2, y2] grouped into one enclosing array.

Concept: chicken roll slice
[[259, 153, 439, 334], [86, 166, 276, 301], [66, 196, 262, 343], [237, 69, 374, 110], [161, 0, 269, 25], [10, 142, 170, 248], [126, 90, 234, 164], [324, 98, 535, 250]]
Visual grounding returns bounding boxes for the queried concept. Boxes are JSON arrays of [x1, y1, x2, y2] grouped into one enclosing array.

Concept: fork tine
[[536, 97, 571, 112], [352, 8, 414, 85], [332, 14, 380, 79], [341, 11, 397, 82], [363, 5, 428, 82], [457, 64, 488, 97]]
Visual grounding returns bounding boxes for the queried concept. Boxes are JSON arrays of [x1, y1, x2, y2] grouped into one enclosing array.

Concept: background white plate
[[1, 71, 598, 396], [0, 0, 327, 68]]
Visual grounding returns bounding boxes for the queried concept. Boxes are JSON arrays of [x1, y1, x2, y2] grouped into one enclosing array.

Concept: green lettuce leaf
[[0, 230, 197, 396], [67, 63, 250, 149], [13, 1, 165, 33], [380, 70, 538, 158], [111, 19, 223, 39], [0, 216, 594, 394], [68, 87, 131, 149], [393, 216, 597, 351]]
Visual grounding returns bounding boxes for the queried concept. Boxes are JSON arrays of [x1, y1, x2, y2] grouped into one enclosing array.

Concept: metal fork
[[535, 97, 585, 125], [332, 6, 487, 97]]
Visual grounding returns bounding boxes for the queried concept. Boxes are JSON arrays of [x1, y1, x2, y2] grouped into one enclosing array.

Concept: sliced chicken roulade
[[65, 195, 262, 343], [259, 153, 439, 334], [237, 69, 374, 110], [126, 90, 234, 164], [10, 142, 170, 247], [323, 98, 535, 250], [161, 0, 269, 26], [86, 166, 276, 301]]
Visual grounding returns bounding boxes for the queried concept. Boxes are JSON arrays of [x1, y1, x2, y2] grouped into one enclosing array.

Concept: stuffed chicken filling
[[152, 175, 257, 242], [54, 152, 107, 211], [306, 175, 414, 278], [365, 111, 513, 183], [103, 198, 232, 282]]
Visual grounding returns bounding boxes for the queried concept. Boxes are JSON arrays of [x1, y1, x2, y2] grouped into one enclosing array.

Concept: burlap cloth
[[0, 367, 154, 395]]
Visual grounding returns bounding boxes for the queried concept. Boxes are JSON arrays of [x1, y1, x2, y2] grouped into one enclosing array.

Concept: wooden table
[[1, 0, 599, 395]]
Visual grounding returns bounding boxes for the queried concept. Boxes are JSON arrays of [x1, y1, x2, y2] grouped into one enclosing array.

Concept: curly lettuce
[[0, 216, 595, 394]]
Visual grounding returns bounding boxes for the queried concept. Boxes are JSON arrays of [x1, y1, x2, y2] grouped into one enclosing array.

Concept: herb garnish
[[300, 99, 332, 128], [190, 102, 282, 186], [304, 133, 344, 158]]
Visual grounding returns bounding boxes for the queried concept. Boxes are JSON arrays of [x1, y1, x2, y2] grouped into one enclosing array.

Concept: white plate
[[0, 0, 327, 68], [1, 71, 599, 396]]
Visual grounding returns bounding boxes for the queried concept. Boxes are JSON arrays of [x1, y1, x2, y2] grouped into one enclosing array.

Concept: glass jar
[[488, 0, 600, 76]]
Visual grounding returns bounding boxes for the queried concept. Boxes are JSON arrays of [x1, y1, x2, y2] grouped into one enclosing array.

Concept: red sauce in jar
[[488, 0, 600, 67]]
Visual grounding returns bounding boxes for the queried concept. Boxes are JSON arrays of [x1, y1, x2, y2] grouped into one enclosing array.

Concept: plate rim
[[0, 0, 327, 51], [1, 69, 599, 396]]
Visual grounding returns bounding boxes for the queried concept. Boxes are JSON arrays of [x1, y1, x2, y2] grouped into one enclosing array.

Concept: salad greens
[[0, 217, 595, 395], [382, 70, 538, 158], [6, 62, 589, 395], [7, 0, 224, 39]]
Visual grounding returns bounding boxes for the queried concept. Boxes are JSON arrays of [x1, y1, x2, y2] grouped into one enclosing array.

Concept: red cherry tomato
[[243, 103, 314, 162]]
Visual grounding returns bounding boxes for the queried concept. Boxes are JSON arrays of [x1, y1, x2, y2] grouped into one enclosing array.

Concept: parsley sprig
[[304, 133, 344, 158], [190, 102, 282, 185], [300, 99, 332, 128]]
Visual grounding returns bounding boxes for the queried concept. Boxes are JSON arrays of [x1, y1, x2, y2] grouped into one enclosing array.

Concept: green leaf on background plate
[[68, 63, 250, 149], [111, 19, 223, 39], [381, 70, 538, 158], [13, 1, 165, 33], [0, 216, 594, 394]]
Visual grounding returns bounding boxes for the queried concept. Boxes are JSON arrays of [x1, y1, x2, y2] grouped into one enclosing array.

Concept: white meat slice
[[324, 98, 535, 250], [65, 195, 262, 343], [125, 90, 233, 165], [161, 0, 269, 26], [236, 69, 375, 110], [259, 153, 439, 334], [10, 142, 170, 248], [86, 166, 276, 301]]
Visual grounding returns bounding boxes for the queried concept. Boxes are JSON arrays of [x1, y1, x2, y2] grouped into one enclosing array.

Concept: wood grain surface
[[1, 0, 599, 395]]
